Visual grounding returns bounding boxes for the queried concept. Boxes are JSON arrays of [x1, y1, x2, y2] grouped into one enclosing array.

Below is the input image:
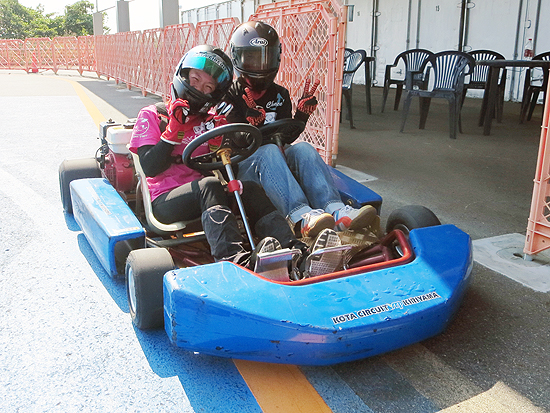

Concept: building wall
[[181, 0, 550, 101]]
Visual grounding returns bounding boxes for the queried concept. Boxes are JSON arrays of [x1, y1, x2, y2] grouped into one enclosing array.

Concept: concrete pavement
[[336, 83, 550, 410], [1, 69, 549, 412]]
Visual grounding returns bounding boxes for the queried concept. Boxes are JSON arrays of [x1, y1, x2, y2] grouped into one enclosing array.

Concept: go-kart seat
[[131, 151, 197, 234]]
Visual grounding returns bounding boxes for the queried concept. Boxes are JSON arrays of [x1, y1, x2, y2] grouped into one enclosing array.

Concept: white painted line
[[473, 233, 550, 292], [335, 165, 378, 183]]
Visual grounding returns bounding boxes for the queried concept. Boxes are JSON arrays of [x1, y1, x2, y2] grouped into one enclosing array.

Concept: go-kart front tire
[[59, 158, 101, 213], [386, 205, 441, 236], [126, 248, 175, 330]]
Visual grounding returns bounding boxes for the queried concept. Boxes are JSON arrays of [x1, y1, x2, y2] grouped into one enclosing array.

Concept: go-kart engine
[[103, 150, 135, 193], [99, 120, 136, 193]]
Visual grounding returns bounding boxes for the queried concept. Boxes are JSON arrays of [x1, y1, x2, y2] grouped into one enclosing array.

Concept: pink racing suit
[[128, 104, 226, 201]]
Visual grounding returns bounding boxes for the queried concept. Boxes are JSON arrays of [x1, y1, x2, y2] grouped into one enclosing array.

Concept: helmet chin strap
[[170, 83, 178, 102]]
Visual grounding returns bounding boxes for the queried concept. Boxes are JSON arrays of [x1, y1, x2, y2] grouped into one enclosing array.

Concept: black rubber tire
[[385, 205, 441, 236], [59, 158, 101, 213], [114, 238, 144, 278], [126, 248, 175, 330]]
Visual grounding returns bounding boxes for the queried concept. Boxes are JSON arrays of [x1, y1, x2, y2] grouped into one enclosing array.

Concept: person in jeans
[[224, 21, 376, 239], [128, 45, 305, 267]]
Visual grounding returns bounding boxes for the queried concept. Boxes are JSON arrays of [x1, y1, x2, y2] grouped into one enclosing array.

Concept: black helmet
[[171, 45, 233, 114], [230, 21, 281, 92]]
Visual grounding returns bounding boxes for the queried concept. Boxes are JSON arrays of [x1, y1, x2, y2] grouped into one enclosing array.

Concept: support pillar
[[93, 12, 103, 35], [160, 0, 179, 28], [116, 0, 130, 33]]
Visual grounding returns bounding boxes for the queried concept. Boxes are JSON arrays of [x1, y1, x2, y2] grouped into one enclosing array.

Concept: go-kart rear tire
[[126, 248, 175, 330], [59, 158, 101, 213], [386, 205, 441, 236]]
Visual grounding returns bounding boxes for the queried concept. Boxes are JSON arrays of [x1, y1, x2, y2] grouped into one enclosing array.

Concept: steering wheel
[[182, 123, 262, 171], [259, 119, 306, 146]]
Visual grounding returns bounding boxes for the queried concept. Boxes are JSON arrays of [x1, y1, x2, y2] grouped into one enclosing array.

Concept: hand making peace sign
[[242, 87, 266, 126], [296, 78, 320, 115]]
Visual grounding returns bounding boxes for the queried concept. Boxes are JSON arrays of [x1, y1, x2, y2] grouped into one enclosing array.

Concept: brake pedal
[[254, 248, 301, 281]]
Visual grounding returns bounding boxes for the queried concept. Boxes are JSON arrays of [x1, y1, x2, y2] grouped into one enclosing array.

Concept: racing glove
[[243, 87, 266, 126], [207, 114, 227, 151], [296, 79, 320, 116], [160, 98, 190, 145]]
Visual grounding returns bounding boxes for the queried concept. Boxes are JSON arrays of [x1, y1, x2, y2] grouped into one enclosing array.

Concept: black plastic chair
[[381, 49, 434, 112], [341, 49, 367, 129], [520, 51, 550, 123], [465, 50, 506, 123], [400, 50, 475, 139]]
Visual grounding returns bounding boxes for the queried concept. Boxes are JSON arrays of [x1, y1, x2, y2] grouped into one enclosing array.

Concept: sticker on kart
[[331, 291, 442, 325]]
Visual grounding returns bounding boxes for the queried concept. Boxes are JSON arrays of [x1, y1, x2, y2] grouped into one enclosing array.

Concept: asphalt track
[[1, 70, 549, 412]]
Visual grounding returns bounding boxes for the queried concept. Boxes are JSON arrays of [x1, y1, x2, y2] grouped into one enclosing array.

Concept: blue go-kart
[[59, 119, 473, 366]]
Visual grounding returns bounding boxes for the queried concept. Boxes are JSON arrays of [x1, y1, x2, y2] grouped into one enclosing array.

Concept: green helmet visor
[[182, 51, 231, 86]]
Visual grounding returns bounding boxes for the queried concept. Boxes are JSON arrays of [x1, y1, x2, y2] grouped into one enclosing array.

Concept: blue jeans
[[237, 142, 345, 224]]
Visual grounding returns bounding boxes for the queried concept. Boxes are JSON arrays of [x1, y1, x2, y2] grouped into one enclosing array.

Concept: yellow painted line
[[67, 74, 332, 412], [61, 78, 104, 127], [234, 360, 333, 412]]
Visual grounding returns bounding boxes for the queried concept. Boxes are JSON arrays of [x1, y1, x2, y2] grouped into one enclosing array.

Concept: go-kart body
[[62, 119, 473, 366], [165, 224, 471, 366]]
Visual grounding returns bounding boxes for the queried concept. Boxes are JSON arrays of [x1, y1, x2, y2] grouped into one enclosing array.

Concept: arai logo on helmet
[[249, 37, 268, 47]]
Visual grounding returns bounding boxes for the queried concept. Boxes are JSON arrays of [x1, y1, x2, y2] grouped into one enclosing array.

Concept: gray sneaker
[[305, 228, 344, 277], [333, 204, 377, 231], [299, 209, 335, 238]]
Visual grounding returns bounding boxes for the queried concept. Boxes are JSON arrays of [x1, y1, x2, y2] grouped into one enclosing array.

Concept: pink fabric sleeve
[[128, 105, 162, 153]]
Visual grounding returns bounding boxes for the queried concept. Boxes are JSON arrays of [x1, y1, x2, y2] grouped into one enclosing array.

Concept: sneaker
[[305, 228, 344, 277], [249, 237, 282, 270], [299, 209, 335, 238], [333, 205, 377, 231]]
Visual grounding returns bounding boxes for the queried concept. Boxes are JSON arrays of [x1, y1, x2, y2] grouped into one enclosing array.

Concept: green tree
[[1, 0, 107, 39], [0, 0, 31, 39], [64, 0, 94, 36], [1, 0, 65, 39], [26, 6, 64, 38]]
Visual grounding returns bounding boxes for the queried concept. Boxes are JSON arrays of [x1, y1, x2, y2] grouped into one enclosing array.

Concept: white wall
[[172, 0, 550, 102], [341, 0, 549, 101], [180, 0, 256, 25]]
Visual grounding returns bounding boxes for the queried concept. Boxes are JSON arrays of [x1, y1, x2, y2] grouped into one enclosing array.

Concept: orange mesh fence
[[78, 36, 95, 74], [117, 31, 142, 89], [257, 0, 346, 18], [95, 34, 116, 79], [252, 0, 346, 163], [3, 3, 550, 250], [24, 37, 54, 72], [163, 23, 196, 98], [524, 70, 550, 256], [0, 39, 26, 70], [195, 18, 240, 54], [139, 28, 164, 96], [52, 36, 79, 73], [0, 9, 345, 162]]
